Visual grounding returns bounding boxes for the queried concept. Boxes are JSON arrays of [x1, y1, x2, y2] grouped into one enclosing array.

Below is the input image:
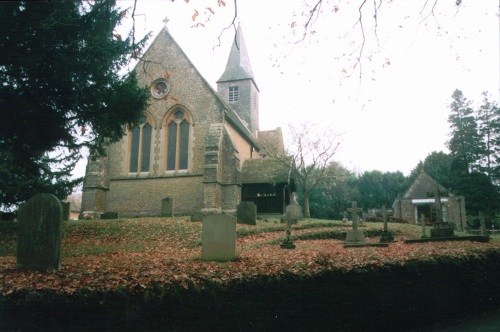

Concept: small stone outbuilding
[[392, 172, 466, 230]]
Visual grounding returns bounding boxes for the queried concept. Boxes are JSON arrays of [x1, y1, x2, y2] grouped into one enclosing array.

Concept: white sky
[[75, 0, 500, 178]]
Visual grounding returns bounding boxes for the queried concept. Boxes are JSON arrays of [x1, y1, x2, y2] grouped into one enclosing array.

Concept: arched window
[[164, 108, 191, 172], [129, 114, 153, 173]]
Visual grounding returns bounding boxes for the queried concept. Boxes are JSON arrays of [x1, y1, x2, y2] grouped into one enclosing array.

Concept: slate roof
[[257, 128, 285, 155], [241, 158, 291, 184], [404, 171, 448, 199], [217, 24, 259, 90]]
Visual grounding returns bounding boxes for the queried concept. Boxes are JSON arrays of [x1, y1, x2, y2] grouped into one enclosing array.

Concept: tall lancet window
[[164, 108, 191, 172], [129, 114, 153, 173]]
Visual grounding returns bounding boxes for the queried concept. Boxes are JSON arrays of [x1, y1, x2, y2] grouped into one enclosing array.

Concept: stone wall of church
[[225, 122, 253, 163], [105, 175, 204, 217]]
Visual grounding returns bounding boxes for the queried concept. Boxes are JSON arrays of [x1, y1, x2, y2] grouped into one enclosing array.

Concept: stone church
[[81, 25, 292, 218]]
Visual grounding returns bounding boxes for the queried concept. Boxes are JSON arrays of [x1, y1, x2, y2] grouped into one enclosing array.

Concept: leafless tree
[[259, 122, 342, 217]]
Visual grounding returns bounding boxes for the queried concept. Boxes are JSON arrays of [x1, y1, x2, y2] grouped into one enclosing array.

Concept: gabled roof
[[137, 28, 258, 148], [217, 24, 259, 90], [257, 128, 285, 156], [241, 158, 291, 184], [404, 171, 447, 199]]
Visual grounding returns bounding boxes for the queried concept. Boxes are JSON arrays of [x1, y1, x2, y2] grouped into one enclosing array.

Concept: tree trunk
[[303, 195, 311, 218]]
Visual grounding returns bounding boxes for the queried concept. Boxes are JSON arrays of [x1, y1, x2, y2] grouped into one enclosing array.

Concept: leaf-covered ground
[[1, 217, 498, 295]]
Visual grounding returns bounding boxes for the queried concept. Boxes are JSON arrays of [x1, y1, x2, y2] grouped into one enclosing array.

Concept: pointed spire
[[217, 24, 255, 83]]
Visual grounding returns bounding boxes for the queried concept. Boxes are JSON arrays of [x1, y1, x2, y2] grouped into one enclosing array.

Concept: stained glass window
[[129, 115, 152, 173], [165, 108, 191, 172]]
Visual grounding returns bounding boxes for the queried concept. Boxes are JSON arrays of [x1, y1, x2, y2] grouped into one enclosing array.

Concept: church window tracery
[[164, 108, 191, 172], [129, 114, 153, 173]]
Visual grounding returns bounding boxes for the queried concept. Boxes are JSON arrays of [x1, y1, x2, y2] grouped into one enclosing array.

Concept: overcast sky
[[75, 0, 499, 177]]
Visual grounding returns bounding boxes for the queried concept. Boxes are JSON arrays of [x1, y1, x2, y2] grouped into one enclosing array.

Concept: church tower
[[217, 25, 259, 135]]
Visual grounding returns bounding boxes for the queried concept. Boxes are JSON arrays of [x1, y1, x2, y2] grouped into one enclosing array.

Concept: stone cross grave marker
[[202, 214, 236, 261], [280, 212, 296, 249], [479, 211, 487, 236], [17, 193, 62, 271], [345, 201, 365, 243], [284, 192, 303, 224], [380, 206, 394, 243], [420, 213, 427, 238], [347, 201, 362, 230], [236, 201, 257, 225], [434, 186, 444, 223], [382, 206, 388, 232]]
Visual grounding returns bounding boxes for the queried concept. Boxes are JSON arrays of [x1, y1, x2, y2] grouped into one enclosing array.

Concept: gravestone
[[191, 212, 204, 223], [479, 211, 487, 236], [161, 197, 174, 217], [280, 212, 296, 249], [379, 206, 394, 243], [17, 193, 62, 271], [345, 201, 365, 244], [236, 201, 257, 225], [283, 193, 303, 224], [420, 213, 427, 238], [202, 215, 236, 261], [61, 201, 70, 221]]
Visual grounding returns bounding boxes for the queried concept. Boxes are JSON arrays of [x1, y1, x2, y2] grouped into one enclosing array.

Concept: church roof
[[257, 128, 285, 156], [139, 27, 258, 148], [217, 25, 258, 89], [403, 171, 447, 199], [241, 158, 291, 184]]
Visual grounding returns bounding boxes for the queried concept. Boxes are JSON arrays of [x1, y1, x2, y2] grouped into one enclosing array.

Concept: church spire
[[217, 24, 256, 85], [217, 24, 259, 134]]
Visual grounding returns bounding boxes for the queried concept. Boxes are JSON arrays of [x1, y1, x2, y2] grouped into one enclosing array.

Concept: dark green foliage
[[2, 251, 499, 331], [309, 162, 358, 219], [355, 170, 407, 209], [100, 212, 119, 220], [447, 89, 484, 173], [0, 1, 150, 210]]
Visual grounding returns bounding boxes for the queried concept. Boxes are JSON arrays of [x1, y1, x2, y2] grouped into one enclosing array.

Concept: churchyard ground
[[1, 217, 499, 330]]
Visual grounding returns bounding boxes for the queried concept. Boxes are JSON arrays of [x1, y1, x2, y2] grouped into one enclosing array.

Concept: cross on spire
[[162, 16, 170, 29]]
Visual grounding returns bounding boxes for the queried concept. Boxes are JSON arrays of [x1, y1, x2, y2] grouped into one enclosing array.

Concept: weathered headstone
[[420, 213, 427, 238], [236, 201, 257, 225], [345, 201, 365, 243], [379, 206, 394, 243], [283, 192, 303, 224], [17, 193, 62, 271], [280, 212, 296, 249], [202, 215, 236, 261], [161, 197, 174, 217]]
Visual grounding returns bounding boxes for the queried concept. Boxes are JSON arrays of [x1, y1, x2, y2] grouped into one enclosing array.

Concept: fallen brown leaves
[[0, 218, 498, 295]]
